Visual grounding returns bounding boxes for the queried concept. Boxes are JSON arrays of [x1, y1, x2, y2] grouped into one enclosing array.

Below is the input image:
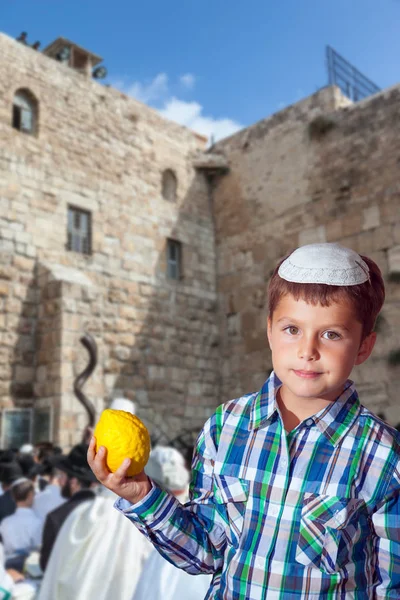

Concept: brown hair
[[11, 479, 34, 503], [268, 252, 385, 340]]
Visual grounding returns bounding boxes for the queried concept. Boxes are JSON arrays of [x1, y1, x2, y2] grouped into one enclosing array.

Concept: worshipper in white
[[132, 446, 212, 600], [32, 459, 65, 523], [39, 443, 98, 572], [0, 479, 42, 565], [37, 485, 152, 600], [38, 398, 152, 600]]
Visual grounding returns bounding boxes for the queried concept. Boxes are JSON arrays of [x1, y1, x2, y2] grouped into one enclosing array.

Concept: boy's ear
[[355, 332, 377, 366]]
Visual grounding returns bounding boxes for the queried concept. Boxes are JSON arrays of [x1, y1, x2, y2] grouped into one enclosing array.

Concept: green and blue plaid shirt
[[116, 372, 400, 599]]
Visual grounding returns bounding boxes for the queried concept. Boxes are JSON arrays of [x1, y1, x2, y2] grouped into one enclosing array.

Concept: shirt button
[[269, 505, 278, 516], [281, 458, 287, 466], [305, 419, 313, 427]]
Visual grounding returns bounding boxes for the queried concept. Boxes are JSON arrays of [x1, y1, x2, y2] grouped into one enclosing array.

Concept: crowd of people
[[0, 400, 209, 600]]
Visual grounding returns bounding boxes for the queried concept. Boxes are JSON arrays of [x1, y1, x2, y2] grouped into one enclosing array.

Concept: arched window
[[12, 89, 38, 135], [162, 169, 177, 202]]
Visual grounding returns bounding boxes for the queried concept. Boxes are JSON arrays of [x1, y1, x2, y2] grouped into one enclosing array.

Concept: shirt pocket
[[213, 474, 249, 548], [295, 492, 365, 575]]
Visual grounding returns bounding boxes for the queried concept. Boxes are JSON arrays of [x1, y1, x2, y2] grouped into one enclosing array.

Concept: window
[[33, 408, 52, 444], [67, 206, 92, 254], [12, 89, 38, 135], [167, 239, 182, 280], [162, 169, 177, 202], [1, 409, 32, 449]]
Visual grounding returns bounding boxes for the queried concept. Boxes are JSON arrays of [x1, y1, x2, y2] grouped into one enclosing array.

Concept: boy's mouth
[[293, 370, 322, 379]]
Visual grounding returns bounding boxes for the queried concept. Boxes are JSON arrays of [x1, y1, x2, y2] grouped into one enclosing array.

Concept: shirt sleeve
[[115, 406, 228, 575], [371, 466, 400, 597]]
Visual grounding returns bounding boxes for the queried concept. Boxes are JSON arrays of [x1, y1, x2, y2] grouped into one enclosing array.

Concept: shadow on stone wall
[[7, 260, 38, 446], [105, 169, 222, 453]]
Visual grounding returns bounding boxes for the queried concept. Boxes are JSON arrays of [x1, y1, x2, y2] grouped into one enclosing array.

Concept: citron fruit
[[94, 408, 150, 477]]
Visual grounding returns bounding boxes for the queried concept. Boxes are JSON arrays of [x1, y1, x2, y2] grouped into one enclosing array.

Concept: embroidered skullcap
[[278, 243, 370, 286]]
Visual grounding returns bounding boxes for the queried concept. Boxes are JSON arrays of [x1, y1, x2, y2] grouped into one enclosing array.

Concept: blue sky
[[2, 0, 400, 140]]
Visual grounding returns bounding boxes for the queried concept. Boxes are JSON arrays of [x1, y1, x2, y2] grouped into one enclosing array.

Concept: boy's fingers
[[90, 446, 112, 482], [87, 436, 97, 464], [113, 458, 132, 482]]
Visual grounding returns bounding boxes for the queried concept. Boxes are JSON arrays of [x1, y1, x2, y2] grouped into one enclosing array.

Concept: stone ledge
[[193, 152, 229, 174]]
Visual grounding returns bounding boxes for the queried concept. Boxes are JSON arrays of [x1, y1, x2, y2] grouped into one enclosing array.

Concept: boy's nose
[[297, 338, 319, 361]]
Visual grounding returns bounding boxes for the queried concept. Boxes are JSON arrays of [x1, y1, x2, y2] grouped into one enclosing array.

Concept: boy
[[88, 242, 400, 599]]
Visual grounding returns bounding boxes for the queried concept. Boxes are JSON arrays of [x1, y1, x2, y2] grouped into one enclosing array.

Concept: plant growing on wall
[[308, 115, 336, 140]]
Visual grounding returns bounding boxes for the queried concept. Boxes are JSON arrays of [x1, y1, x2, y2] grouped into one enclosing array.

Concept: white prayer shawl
[[33, 485, 65, 522], [132, 549, 212, 600], [0, 508, 42, 557], [38, 488, 152, 600], [132, 489, 212, 600]]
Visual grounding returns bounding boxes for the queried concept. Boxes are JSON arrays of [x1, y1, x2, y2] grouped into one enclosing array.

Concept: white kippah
[[109, 398, 136, 414], [10, 477, 30, 488], [278, 243, 370, 286]]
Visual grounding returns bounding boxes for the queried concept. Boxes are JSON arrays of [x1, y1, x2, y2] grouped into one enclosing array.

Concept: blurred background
[[1, 0, 399, 452], [0, 0, 400, 597]]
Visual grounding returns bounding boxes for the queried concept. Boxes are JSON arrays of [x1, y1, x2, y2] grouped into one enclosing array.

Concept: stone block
[[0, 282, 10, 296], [388, 245, 400, 275], [362, 205, 380, 231], [298, 225, 326, 246]]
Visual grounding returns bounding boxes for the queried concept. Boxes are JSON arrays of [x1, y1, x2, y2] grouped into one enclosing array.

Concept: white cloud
[[179, 73, 196, 90], [112, 73, 243, 142], [115, 73, 169, 104], [160, 97, 243, 142]]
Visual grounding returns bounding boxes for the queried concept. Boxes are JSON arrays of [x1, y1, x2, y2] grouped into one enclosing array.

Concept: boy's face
[[267, 294, 376, 407]]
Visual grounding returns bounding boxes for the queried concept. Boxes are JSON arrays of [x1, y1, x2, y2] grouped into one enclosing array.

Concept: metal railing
[[326, 46, 380, 102]]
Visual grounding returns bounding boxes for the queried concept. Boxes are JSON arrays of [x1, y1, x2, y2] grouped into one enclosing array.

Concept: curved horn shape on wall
[[73, 332, 97, 430]]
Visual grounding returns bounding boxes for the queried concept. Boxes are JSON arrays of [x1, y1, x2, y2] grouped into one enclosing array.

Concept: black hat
[[28, 456, 55, 479], [18, 454, 35, 477], [0, 461, 24, 485], [0, 450, 17, 463], [51, 443, 97, 484]]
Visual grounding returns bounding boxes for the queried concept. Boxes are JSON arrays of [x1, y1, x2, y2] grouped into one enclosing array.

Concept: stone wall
[[213, 85, 400, 423], [2, 28, 400, 446], [0, 32, 220, 446]]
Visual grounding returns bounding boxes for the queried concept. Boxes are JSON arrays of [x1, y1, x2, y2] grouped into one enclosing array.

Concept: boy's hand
[[87, 437, 152, 504]]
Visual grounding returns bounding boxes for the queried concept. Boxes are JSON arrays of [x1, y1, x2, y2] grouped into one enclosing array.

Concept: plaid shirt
[[116, 372, 400, 599]]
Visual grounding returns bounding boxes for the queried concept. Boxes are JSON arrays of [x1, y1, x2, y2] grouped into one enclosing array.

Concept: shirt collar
[[15, 506, 34, 514], [249, 371, 281, 431], [249, 372, 361, 446]]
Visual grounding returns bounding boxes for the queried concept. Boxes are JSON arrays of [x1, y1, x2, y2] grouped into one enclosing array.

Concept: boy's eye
[[284, 326, 299, 335], [323, 331, 340, 340]]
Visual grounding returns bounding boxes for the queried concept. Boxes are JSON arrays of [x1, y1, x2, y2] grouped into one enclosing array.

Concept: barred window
[[67, 206, 92, 254], [162, 169, 177, 202], [167, 239, 182, 280], [12, 89, 38, 135], [1, 409, 32, 449]]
